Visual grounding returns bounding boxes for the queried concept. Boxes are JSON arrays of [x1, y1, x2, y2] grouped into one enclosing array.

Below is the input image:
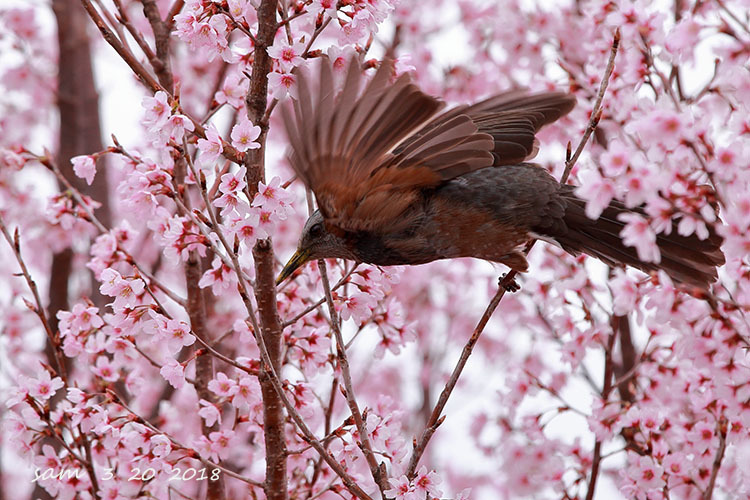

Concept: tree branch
[[407, 28, 621, 478], [241, 1, 290, 499], [703, 417, 728, 500], [561, 28, 620, 183], [319, 261, 388, 495]]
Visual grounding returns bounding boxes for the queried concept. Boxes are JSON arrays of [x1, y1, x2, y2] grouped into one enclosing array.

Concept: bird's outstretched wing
[[282, 56, 574, 233], [396, 91, 576, 166]]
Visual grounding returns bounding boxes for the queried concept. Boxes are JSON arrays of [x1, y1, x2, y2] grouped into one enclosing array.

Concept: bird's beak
[[276, 248, 311, 285]]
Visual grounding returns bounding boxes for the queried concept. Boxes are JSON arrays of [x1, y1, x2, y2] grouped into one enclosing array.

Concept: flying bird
[[277, 56, 724, 289]]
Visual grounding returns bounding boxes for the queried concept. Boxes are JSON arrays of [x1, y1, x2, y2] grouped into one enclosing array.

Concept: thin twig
[[112, 0, 157, 62], [406, 28, 621, 478], [165, 0, 185, 30], [281, 265, 359, 327], [319, 260, 388, 495], [80, 0, 161, 90], [585, 330, 617, 500], [0, 216, 68, 382], [703, 417, 728, 500], [716, 0, 750, 36], [561, 28, 620, 183], [405, 271, 513, 478]]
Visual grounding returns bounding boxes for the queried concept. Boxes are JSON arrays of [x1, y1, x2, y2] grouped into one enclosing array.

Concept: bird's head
[[276, 210, 353, 285]]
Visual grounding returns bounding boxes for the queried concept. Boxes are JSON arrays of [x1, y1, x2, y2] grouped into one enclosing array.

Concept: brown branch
[[585, 329, 618, 500], [306, 377, 340, 496], [703, 417, 728, 500], [405, 271, 513, 478], [190, 206, 370, 498], [195, 219, 371, 498], [407, 28, 621, 478], [241, 1, 291, 499], [561, 28, 620, 183], [80, 0, 161, 90], [141, 0, 175, 90], [171, 100, 228, 500], [0, 218, 67, 382], [319, 261, 388, 495], [181, 165, 370, 497], [716, 0, 750, 36], [254, 241, 289, 500], [178, 204, 371, 498], [165, 0, 185, 29], [113, 0, 157, 62], [613, 314, 637, 403]]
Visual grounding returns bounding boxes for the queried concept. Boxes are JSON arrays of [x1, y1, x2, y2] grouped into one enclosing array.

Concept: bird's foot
[[499, 274, 520, 293]]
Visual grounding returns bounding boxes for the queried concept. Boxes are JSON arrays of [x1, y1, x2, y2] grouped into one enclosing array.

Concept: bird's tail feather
[[554, 189, 725, 289]]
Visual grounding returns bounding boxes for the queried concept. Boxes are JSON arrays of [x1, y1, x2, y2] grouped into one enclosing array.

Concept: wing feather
[[283, 57, 574, 233]]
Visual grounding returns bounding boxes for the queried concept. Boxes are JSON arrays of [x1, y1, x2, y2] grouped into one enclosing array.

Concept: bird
[[276, 56, 724, 290]]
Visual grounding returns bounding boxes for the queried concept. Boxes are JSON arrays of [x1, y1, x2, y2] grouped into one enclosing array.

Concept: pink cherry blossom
[[197, 124, 224, 166], [215, 71, 249, 109], [71, 155, 96, 185], [198, 256, 238, 295], [267, 39, 305, 71], [310, 0, 338, 18], [208, 429, 236, 460], [618, 212, 660, 263], [163, 113, 195, 143], [232, 375, 261, 408], [141, 90, 170, 131], [198, 399, 222, 427], [384, 475, 416, 500], [230, 116, 261, 152], [159, 358, 186, 389], [208, 372, 239, 398], [252, 176, 294, 213], [150, 434, 172, 458], [268, 71, 297, 100], [28, 371, 64, 401], [575, 168, 615, 219], [413, 466, 443, 499], [223, 204, 268, 247], [218, 166, 247, 194], [626, 455, 665, 491], [92, 356, 120, 382]]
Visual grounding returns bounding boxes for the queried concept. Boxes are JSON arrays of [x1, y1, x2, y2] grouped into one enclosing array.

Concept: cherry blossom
[[159, 359, 186, 389], [267, 39, 305, 71], [618, 212, 660, 263], [230, 116, 261, 152], [197, 124, 224, 166], [208, 372, 239, 398], [268, 71, 297, 100], [71, 155, 96, 185], [28, 371, 64, 401], [215, 71, 249, 109]]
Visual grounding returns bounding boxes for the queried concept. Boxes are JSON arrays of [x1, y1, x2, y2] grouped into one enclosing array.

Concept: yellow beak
[[276, 248, 311, 285]]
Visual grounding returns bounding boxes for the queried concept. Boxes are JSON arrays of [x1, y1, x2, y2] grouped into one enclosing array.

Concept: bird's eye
[[309, 223, 323, 236]]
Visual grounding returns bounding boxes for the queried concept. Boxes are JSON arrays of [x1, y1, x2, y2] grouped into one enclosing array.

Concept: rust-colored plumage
[[278, 56, 724, 289]]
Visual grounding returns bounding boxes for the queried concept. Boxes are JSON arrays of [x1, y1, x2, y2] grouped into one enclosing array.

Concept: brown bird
[[277, 56, 724, 289]]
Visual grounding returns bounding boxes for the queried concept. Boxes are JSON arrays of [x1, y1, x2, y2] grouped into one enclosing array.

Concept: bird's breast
[[347, 231, 430, 265]]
